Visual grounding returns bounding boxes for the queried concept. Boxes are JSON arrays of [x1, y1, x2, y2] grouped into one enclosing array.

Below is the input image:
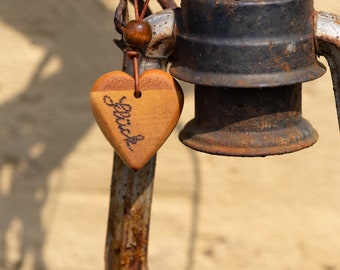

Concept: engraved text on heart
[[103, 95, 144, 151]]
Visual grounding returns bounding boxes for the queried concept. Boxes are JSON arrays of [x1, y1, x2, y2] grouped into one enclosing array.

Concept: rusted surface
[[114, 0, 129, 34], [315, 11, 340, 129], [179, 84, 318, 156], [170, 0, 326, 87], [105, 153, 155, 270], [172, 0, 339, 156]]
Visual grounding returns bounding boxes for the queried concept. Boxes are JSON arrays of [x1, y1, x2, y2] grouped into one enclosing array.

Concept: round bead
[[123, 20, 152, 49]]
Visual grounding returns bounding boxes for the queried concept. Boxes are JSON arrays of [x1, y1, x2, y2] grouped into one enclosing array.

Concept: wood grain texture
[[90, 69, 183, 170]]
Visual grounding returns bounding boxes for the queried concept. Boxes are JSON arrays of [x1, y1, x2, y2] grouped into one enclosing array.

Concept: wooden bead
[[123, 20, 152, 49]]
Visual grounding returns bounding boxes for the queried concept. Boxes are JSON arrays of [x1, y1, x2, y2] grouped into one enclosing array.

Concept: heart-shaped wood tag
[[90, 69, 184, 171]]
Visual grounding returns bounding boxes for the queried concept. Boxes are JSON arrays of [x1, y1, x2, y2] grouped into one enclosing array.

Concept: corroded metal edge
[[315, 11, 340, 129]]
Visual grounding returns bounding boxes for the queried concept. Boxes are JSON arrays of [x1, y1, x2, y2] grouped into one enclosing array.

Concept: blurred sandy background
[[1, 0, 340, 269]]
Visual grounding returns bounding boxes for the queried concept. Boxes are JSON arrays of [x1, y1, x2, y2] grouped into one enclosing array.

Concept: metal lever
[[315, 11, 340, 129]]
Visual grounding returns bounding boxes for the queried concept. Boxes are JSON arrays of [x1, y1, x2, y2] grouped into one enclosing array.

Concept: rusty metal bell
[[170, 0, 340, 156]]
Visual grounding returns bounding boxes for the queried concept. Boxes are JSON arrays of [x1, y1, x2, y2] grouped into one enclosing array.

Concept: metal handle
[[315, 11, 340, 129]]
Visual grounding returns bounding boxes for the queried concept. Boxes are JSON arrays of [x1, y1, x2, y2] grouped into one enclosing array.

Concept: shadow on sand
[[0, 1, 120, 268]]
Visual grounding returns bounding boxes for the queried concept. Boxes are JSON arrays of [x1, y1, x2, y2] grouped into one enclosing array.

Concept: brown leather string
[[133, 0, 139, 20], [127, 0, 150, 97], [138, 0, 150, 21], [127, 50, 141, 98]]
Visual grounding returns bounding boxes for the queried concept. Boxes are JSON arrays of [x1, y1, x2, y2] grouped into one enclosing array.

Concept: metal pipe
[[105, 152, 156, 270], [105, 10, 175, 270]]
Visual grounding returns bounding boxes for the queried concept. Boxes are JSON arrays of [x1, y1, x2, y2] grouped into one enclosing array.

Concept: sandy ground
[[1, 0, 340, 269]]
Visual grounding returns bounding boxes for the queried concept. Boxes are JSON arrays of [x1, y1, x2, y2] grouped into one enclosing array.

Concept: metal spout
[[179, 84, 318, 156]]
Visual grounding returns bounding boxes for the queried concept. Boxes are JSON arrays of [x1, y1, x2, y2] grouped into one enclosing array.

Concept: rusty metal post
[[105, 153, 156, 270], [105, 10, 175, 270]]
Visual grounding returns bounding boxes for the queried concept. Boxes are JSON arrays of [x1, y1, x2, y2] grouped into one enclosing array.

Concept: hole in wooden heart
[[134, 90, 142, 99]]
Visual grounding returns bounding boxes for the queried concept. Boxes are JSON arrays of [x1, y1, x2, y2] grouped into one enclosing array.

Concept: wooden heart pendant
[[90, 69, 184, 171]]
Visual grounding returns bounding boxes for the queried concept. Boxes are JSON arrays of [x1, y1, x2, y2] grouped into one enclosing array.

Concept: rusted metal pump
[[106, 1, 340, 269], [170, 0, 340, 156]]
